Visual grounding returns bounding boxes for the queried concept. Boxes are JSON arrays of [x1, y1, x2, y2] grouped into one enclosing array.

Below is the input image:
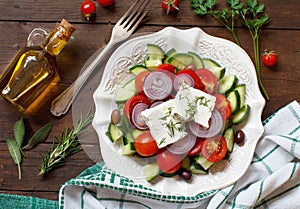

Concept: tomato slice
[[156, 149, 182, 174], [134, 131, 158, 157], [202, 135, 227, 162], [135, 71, 150, 93], [123, 94, 151, 122], [214, 94, 232, 120], [195, 68, 218, 94], [187, 137, 204, 156], [176, 69, 206, 91], [157, 63, 176, 74]]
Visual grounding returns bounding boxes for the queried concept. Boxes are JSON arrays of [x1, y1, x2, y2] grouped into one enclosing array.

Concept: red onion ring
[[167, 131, 197, 155], [131, 102, 149, 130], [188, 109, 223, 138], [143, 71, 173, 100], [173, 73, 194, 91], [150, 100, 163, 108]]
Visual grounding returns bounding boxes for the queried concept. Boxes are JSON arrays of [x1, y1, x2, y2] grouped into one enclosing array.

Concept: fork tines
[[118, 0, 150, 32]]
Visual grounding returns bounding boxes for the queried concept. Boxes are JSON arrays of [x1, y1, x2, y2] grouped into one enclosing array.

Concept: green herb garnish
[[22, 123, 53, 150], [6, 137, 22, 179], [14, 117, 25, 148], [5, 117, 54, 179], [39, 113, 93, 176], [191, 0, 270, 100]]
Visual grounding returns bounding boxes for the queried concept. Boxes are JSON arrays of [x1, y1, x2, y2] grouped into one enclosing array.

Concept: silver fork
[[50, 0, 150, 117]]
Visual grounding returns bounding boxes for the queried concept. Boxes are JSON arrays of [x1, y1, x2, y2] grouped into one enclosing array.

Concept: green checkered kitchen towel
[[59, 100, 300, 209]]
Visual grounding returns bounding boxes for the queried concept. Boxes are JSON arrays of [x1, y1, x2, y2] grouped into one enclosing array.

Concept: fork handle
[[50, 40, 114, 117]]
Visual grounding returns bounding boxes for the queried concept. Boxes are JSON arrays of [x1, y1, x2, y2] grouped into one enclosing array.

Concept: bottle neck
[[41, 25, 72, 56]]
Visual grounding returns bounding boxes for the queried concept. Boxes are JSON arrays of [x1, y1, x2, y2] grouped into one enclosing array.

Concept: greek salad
[[106, 44, 250, 182]]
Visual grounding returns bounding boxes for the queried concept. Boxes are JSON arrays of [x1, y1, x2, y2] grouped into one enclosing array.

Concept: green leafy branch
[[5, 117, 52, 179], [39, 113, 93, 176], [191, 0, 270, 100], [6, 112, 92, 179]]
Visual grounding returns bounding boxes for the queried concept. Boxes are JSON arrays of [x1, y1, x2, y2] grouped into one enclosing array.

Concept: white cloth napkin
[[59, 100, 300, 209]]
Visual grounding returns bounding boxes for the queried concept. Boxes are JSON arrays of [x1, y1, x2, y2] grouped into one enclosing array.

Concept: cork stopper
[[59, 19, 76, 34]]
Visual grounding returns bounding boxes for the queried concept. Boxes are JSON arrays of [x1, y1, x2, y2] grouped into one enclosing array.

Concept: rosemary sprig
[[39, 113, 93, 176]]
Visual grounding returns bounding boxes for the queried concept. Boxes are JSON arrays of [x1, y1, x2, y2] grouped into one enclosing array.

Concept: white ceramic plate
[[92, 27, 265, 196]]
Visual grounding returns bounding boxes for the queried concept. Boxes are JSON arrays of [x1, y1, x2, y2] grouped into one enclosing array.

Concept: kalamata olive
[[178, 168, 192, 181], [111, 109, 121, 124], [234, 130, 245, 144], [185, 63, 197, 71]]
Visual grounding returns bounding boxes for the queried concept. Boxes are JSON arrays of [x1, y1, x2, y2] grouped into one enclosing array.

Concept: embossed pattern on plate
[[92, 27, 265, 196]]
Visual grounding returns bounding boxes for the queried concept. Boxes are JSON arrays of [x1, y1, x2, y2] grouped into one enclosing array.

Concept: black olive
[[178, 168, 192, 181], [235, 130, 245, 144], [111, 109, 121, 124]]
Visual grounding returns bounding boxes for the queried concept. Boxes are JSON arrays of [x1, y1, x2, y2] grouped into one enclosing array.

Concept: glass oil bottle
[[0, 19, 75, 112]]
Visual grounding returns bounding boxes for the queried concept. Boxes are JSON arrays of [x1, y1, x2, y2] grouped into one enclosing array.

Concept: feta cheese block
[[141, 99, 187, 148], [175, 84, 216, 128]]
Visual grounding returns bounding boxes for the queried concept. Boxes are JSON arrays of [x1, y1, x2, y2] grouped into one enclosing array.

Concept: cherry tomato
[[262, 50, 277, 67], [134, 131, 159, 157], [80, 0, 96, 20], [135, 71, 150, 93], [214, 94, 232, 120], [97, 0, 114, 6], [156, 149, 182, 174], [187, 138, 204, 156], [161, 0, 179, 15], [202, 135, 227, 162], [123, 94, 151, 122], [157, 63, 176, 74], [195, 68, 218, 94], [176, 69, 206, 91]]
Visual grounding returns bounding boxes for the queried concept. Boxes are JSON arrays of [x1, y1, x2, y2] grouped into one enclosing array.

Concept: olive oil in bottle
[[0, 19, 75, 112]]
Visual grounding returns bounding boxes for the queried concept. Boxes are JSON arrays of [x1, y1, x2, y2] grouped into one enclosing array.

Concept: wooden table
[[0, 0, 299, 201]]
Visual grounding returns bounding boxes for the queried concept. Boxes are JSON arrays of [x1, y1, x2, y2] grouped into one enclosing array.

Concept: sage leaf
[[6, 137, 22, 179], [14, 117, 25, 148], [23, 123, 53, 150]]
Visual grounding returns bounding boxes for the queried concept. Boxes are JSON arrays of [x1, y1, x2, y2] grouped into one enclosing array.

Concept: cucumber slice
[[123, 132, 134, 145], [215, 67, 226, 80], [115, 88, 136, 103], [143, 163, 160, 181], [145, 44, 165, 68], [234, 84, 246, 108], [181, 156, 191, 170], [107, 123, 123, 142], [188, 51, 204, 68], [232, 104, 250, 125], [190, 162, 208, 174], [167, 53, 194, 71], [144, 57, 163, 69], [117, 103, 131, 131], [222, 118, 232, 133], [227, 90, 241, 115], [146, 44, 165, 60], [163, 48, 177, 63], [223, 128, 234, 152], [218, 75, 237, 95], [131, 129, 143, 139], [122, 142, 136, 155], [194, 155, 214, 170], [129, 65, 148, 75], [202, 58, 226, 79], [123, 78, 136, 92]]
